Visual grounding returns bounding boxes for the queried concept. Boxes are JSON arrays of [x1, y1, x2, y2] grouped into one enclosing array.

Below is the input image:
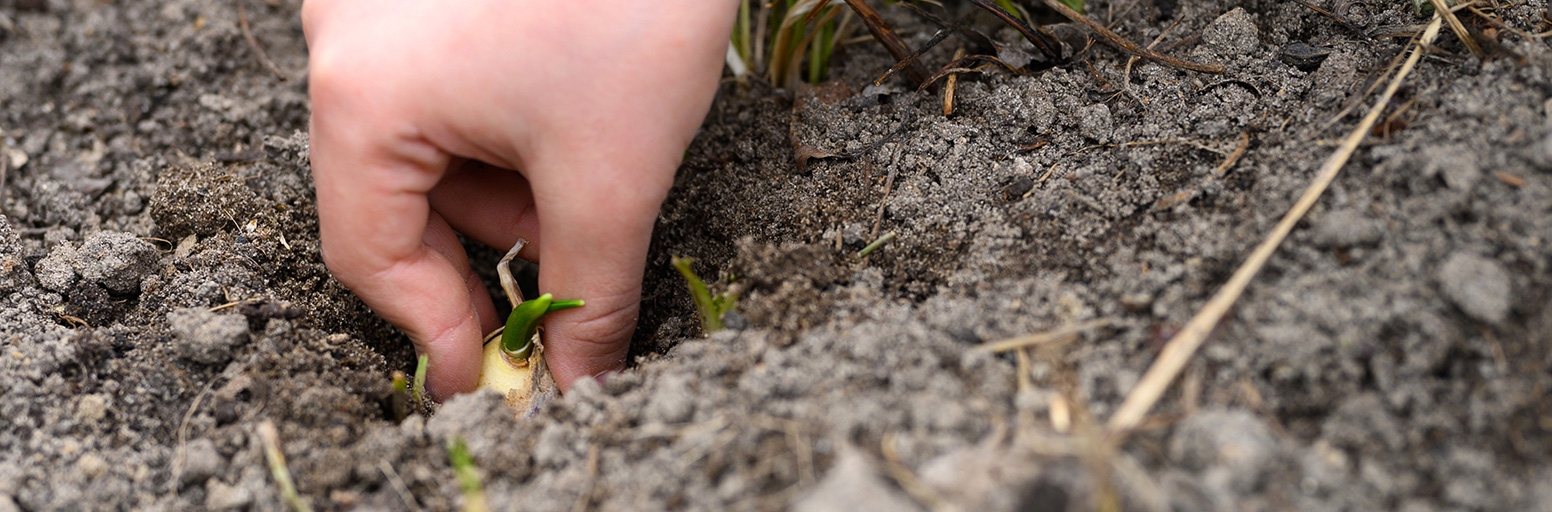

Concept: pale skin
[[302, 0, 739, 400]]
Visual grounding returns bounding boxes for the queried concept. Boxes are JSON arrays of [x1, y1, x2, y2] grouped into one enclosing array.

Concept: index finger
[[308, 63, 488, 400]]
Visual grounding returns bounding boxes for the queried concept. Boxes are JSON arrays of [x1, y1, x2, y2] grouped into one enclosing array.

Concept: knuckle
[[558, 291, 640, 347]]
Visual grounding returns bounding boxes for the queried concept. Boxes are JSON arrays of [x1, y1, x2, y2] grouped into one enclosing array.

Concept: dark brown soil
[[1, 0, 1549, 510]]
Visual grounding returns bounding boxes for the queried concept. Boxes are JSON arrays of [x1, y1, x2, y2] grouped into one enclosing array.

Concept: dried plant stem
[[976, 318, 1117, 353], [1106, 16, 1444, 436], [237, 1, 287, 80], [1034, 0, 1222, 73], [1427, 0, 1483, 56], [842, 0, 932, 87], [258, 421, 314, 512], [943, 47, 966, 116]]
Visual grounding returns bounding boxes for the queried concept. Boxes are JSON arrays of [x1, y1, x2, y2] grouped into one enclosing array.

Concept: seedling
[[412, 354, 427, 408], [768, 0, 855, 87], [729, 0, 755, 76], [672, 256, 737, 334], [389, 370, 411, 420], [447, 437, 490, 512], [476, 239, 575, 410]]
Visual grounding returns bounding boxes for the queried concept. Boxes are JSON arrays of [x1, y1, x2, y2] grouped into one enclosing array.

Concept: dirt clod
[[1436, 252, 1513, 324], [1203, 8, 1259, 57], [74, 232, 159, 294], [169, 307, 251, 364]]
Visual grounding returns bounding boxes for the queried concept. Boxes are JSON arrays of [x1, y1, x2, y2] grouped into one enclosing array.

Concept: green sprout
[[673, 256, 738, 334], [730, 0, 755, 76], [858, 231, 897, 257], [994, 0, 1025, 19], [412, 354, 428, 407], [390, 370, 411, 420], [499, 293, 584, 361], [769, 0, 851, 87], [447, 437, 490, 512]]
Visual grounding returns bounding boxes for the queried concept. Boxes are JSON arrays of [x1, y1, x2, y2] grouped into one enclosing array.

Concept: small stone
[[74, 232, 159, 294], [35, 241, 78, 292], [75, 394, 109, 423], [169, 308, 251, 364], [180, 439, 225, 486], [1203, 8, 1259, 57], [1077, 103, 1113, 143], [76, 454, 109, 479], [999, 175, 1034, 201], [205, 480, 253, 511], [841, 223, 867, 250], [1311, 209, 1385, 248], [1436, 253, 1512, 324], [1424, 146, 1482, 190], [0, 495, 18, 512]]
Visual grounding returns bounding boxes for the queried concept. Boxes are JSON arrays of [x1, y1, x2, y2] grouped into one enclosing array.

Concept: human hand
[[302, 0, 737, 400]]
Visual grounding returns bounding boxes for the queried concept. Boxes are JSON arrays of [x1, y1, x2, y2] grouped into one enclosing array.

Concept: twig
[[1034, 0, 1222, 73], [169, 380, 218, 496], [873, 17, 963, 87], [975, 318, 1116, 352], [1105, 16, 1444, 436], [943, 47, 966, 116], [1211, 132, 1250, 177], [1292, 0, 1375, 42], [258, 421, 315, 512], [870, 161, 897, 240], [963, 0, 1062, 61], [1115, 19, 1180, 103], [377, 460, 424, 512], [236, 1, 287, 80], [842, 0, 932, 87], [1428, 0, 1484, 56]]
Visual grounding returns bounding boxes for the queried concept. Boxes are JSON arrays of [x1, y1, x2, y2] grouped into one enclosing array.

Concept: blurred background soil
[[0, 0, 1549, 510]]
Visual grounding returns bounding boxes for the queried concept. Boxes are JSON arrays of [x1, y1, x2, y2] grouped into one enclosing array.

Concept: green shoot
[[390, 370, 410, 420], [499, 294, 584, 361], [1061, 0, 1085, 13], [447, 437, 490, 512], [769, 0, 849, 87], [412, 354, 428, 407], [732, 0, 754, 67], [673, 256, 737, 334], [994, 0, 1024, 19], [858, 231, 897, 257]]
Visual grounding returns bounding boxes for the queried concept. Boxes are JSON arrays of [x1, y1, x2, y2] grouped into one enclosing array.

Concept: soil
[[1, 0, 1550, 511]]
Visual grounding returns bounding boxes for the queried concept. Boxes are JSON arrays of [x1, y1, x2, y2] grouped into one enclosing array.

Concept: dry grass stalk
[[258, 421, 315, 512], [1105, 16, 1445, 436], [943, 47, 967, 116], [1427, 0, 1484, 56], [975, 318, 1116, 353]]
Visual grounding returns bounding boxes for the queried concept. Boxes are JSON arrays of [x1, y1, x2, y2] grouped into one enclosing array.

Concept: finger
[[428, 159, 542, 262], [423, 210, 501, 336], [526, 154, 676, 391], [309, 67, 484, 401]]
